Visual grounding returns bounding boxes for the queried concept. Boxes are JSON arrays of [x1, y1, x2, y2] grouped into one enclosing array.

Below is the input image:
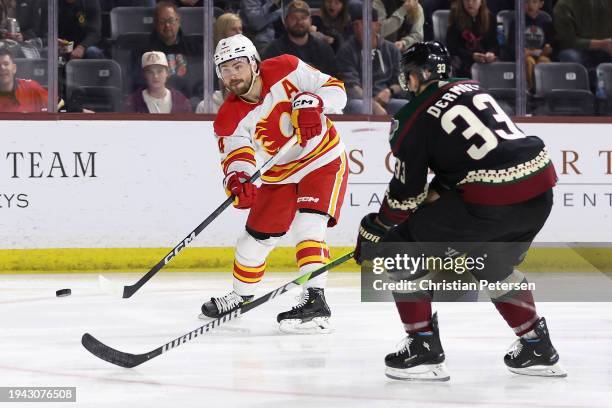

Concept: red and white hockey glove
[[290, 91, 324, 147], [224, 171, 257, 209]]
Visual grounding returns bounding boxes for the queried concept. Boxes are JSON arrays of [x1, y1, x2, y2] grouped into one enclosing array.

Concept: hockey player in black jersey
[[355, 41, 566, 381]]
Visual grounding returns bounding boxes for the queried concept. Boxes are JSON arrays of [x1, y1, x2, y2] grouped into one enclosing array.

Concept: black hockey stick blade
[[84, 251, 354, 368], [121, 196, 234, 299], [81, 333, 161, 368], [121, 136, 298, 299]]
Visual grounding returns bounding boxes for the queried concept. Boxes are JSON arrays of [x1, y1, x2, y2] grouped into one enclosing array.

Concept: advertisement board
[[0, 120, 610, 251]]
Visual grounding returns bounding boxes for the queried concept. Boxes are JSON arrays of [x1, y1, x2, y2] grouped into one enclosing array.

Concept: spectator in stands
[[509, 0, 553, 92], [58, 0, 104, 60], [214, 12, 243, 46], [310, 0, 352, 53], [195, 12, 244, 114], [554, 0, 612, 71], [0, 0, 42, 42], [0, 48, 47, 112], [373, 0, 425, 52], [336, 8, 406, 115], [262, 0, 337, 76], [124, 51, 191, 113], [148, 1, 201, 63], [134, 1, 202, 94], [446, 0, 499, 78], [240, 0, 282, 53]]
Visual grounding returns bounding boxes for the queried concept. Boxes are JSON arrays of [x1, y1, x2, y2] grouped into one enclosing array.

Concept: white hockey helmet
[[214, 34, 261, 79]]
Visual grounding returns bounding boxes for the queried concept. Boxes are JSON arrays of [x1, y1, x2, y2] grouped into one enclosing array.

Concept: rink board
[[0, 246, 611, 274], [0, 120, 610, 272]]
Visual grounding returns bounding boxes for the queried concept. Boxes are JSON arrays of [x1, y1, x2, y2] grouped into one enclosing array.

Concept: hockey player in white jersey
[[200, 34, 348, 333]]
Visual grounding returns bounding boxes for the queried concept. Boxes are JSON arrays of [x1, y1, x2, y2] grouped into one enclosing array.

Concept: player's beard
[[227, 78, 251, 96]]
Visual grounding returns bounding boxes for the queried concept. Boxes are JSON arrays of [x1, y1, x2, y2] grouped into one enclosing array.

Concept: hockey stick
[[83, 251, 354, 368], [121, 136, 298, 299]]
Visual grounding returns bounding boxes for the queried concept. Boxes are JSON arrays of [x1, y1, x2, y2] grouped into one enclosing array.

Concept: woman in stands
[[124, 51, 191, 113], [196, 12, 243, 114], [446, 0, 499, 77], [310, 0, 352, 53], [213, 12, 243, 46]]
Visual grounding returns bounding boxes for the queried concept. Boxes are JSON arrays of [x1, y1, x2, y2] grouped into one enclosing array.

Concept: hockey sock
[[492, 289, 539, 336], [296, 240, 330, 289], [232, 230, 278, 296], [393, 292, 433, 334], [232, 259, 265, 296]]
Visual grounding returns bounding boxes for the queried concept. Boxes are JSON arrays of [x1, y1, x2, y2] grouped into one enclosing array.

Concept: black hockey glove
[[354, 213, 389, 264]]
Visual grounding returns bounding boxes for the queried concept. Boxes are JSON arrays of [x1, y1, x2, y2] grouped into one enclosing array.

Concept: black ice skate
[[199, 291, 253, 319], [385, 313, 450, 381], [277, 287, 332, 334], [504, 317, 567, 377]]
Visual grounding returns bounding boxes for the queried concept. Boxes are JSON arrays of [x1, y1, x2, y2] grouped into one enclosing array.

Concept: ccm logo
[[359, 226, 381, 242], [297, 196, 320, 203], [293, 97, 317, 108], [164, 231, 196, 264]]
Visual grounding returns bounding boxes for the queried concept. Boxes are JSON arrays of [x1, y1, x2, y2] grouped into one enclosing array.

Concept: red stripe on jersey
[[322, 77, 345, 91], [222, 147, 257, 174], [262, 124, 340, 183], [458, 164, 557, 205]]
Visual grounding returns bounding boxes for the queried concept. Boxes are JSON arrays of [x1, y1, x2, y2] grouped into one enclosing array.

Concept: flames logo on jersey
[[254, 101, 294, 155]]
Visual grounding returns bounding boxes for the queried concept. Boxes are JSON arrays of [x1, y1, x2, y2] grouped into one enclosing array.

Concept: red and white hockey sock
[[232, 259, 265, 297], [295, 240, 330, 288]]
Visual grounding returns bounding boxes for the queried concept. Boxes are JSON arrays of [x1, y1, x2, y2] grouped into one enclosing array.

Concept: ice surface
[[1, 272, 610, 408]]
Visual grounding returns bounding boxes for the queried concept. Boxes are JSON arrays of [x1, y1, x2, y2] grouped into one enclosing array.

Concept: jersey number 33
[[441, 93, 525, 160]]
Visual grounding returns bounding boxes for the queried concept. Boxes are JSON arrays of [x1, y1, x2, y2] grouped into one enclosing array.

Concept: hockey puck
[[56, 289, 71, 297]]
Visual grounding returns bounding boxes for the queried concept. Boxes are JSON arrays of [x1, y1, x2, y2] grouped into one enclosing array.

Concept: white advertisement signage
[[0, 120, 610, 248]]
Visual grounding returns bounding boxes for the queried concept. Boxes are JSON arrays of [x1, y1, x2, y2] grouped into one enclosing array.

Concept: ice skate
[[277, 287, 332, 334], [385, 313, 450, 381], [199, 291, 253, 319], [504, 317, 567, 377]]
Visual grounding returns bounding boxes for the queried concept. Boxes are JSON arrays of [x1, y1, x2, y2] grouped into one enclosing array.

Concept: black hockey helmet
[[399, 41, 451, 91]]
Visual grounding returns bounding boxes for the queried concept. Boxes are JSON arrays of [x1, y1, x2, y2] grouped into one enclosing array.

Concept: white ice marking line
[[0, 364, 580, 408]]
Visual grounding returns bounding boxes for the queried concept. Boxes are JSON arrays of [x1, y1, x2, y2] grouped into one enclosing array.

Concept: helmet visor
[[217, 57, 251, 80]]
